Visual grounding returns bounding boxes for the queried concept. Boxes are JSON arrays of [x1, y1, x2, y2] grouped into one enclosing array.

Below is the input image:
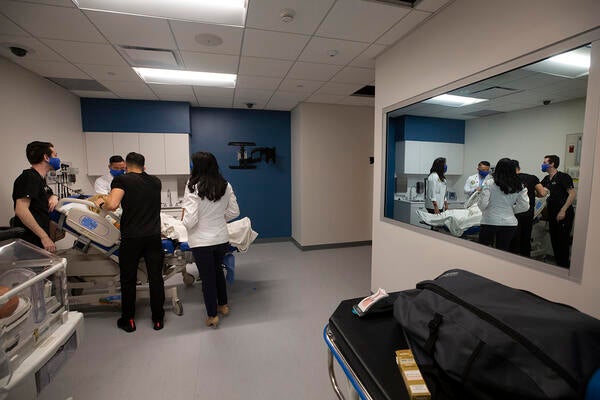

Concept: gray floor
[[39, 241, 372, 400]]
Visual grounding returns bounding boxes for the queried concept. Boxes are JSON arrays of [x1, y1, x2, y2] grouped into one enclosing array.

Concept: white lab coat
[[478, 179, 529, 226], [182, 182, 240, 247], [425, 172, 447, 210], [94, 174, 113, 194], [464, 173, 485, 196]]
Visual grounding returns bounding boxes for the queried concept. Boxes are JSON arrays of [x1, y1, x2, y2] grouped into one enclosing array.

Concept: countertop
[[395, 199, 464, 204]]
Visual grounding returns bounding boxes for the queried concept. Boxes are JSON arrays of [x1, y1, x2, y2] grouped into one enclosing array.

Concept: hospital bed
[[416, 191, 548, 238], [52, 197, 258, 316]]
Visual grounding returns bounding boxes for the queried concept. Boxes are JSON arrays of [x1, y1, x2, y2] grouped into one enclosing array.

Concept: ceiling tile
[[331, 66, 374, 84], [270, 90, 309, 102], [0, 34, 63, 61], [100, 80, 153, 94], [246, 0, 336, 35], [278, 78, 323, 93], [0, 1, 105, 43], [12, 0, 75, 6], [76, 64, 141, 82], [149, 84, 195, 96], [195, 97, 233, 108], [193, 86, 235, 98], [156, 94, 196, 103], [238, 56, 293, 78], [504, 73, 566, 91], [116, 92, 159, 101], [376, 9, 431, 45], [71, 90, 119, 98], [235, 88, 275, 102], [170, 20, 243, 55], [318, 81, 364, 96], [242, 29, 310, 61], [339, 96, 375, 106], [12, 59, 89, 78], [306, 93, 345, 104], [265, 99, 300, 111], [316, 0, 410, 43], [85, 11, 176, 49], [299, 37, 368, 66], [43, 39, 127, 66], [0, 14, 29, 36], [350, 44, 387, 68], [286, 61, 342, 81], [415, 0, 450, 12], [236, 75, 282, 90], [180, 51, 239, 74]]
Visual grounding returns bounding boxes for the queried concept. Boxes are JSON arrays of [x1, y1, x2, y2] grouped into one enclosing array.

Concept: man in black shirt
[[12, 141, 61, 252], [95, 152, 165, 332], [509, 160, 547, 257], [540, 155, 576, 268]]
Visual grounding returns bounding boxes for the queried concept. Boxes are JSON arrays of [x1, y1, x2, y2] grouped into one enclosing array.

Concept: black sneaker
[[117, 317, 136, 333], [152, 319, 164, 331]]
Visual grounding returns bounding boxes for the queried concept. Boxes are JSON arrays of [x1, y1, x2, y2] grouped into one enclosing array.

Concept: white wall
[[291, 103, 374, 246], [451, 98, 586, 198], [1, 58, 93, 226], [372, 0, 600, 317]]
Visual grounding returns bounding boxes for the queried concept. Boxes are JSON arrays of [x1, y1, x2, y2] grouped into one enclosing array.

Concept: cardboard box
[[395, 349, 431, 400]]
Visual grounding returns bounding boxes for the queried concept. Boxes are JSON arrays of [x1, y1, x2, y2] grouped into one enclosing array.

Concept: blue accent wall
[[401, 115, 465, 143], [190, 108, 291, 238], [385, 115, 397, 219], [81, 98, 190, 133]]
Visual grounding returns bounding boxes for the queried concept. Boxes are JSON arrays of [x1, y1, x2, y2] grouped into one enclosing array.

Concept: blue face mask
[[444, 164, 448, 173], [541, 163, 550, 172], [190, 161, 194, 172], [478, 170, 489, 177], [48, 157, 61, 171], [110, 168, 125, 177]]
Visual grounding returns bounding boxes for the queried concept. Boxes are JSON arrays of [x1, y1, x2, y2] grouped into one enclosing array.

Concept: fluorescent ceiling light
[[72, 0, 247, 27], [423, 94, 488, 107], [523, 47, 590, 79], [133, 67, 236, 88]]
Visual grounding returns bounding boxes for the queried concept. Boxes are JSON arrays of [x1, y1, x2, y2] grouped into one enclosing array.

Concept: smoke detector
[[327, 49, 338, 58], [280, 8, 295, 23], [195, 33, 223, 47]]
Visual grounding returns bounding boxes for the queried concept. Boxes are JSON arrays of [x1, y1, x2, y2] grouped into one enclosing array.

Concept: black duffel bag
[[394, 269, 600, 400]]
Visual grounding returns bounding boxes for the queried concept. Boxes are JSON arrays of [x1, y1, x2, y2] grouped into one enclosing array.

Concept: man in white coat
[[464, 161, 491, 197], [94, 155, 126, 194]]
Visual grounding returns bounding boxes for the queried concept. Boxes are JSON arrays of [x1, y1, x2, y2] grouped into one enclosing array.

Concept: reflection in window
[[384, 44, 590, 269]]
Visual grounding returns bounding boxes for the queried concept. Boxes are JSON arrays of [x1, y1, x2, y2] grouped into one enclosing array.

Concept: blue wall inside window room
[[190, 107, 291, 239]]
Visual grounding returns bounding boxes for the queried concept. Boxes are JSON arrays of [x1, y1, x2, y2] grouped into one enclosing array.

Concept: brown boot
[[217, 304, 230, 316], [206, 315, 219, 328]]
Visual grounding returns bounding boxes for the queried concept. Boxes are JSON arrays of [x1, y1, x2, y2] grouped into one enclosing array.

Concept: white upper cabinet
[[85, 132, 190, 176], [400, 141, 464, 175]]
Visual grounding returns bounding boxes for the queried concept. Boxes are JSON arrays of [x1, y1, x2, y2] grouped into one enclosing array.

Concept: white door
[[139, 134, 166, 175], [164, 134, 190, 174], [85, 133, 114, 175]]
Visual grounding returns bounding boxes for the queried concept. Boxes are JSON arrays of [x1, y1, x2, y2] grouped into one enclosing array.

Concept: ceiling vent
[[46, 77, 108, 91], [351, 85, 375, 97], [462, 110, 505, 117], [361, 0, 418, 7], [118, 46, 182, 69], [470, 86, 520, 99]]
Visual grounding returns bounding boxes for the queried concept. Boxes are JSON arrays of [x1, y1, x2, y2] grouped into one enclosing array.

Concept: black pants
[[548, 208, 574, 268], [192, 243, 228, 318], [510, 213, 533, 257], [479, 225, 517, 251], [119, 235, 165, 321]]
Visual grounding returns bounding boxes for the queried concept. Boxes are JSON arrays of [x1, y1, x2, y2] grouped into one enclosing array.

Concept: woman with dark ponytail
[[477, 158, 529, 251], [183, 152, 239, 328]]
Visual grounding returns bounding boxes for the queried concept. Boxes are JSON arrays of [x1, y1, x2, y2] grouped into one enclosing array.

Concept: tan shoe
[[206, 316, 219, 328], [217, 304, 230, 316]]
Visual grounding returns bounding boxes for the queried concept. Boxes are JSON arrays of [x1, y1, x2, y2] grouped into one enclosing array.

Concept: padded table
[[324, 293, 410, 400]]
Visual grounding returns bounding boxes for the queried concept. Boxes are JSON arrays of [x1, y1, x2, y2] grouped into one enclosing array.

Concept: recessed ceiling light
[[423, 94, 488, 107], [72, 0, 247, 27], [133, 67, 236, 88], [523, 46, 590, 79]]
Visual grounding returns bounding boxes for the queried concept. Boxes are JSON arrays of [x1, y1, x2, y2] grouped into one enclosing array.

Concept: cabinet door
[[403, 141, 421, 174], [113, 133, 140, 159], [85, 133, 114, 175], [164, 134, 190, 174], [139, 134, 166, 175], [419, 141, 439, 174], [445, 143, 464, 175]]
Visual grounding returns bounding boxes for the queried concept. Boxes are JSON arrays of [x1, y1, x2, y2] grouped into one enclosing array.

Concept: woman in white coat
[[183, 152, 239, 328], [478, 158, 529, 251], [425, 157, 448, 214]]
